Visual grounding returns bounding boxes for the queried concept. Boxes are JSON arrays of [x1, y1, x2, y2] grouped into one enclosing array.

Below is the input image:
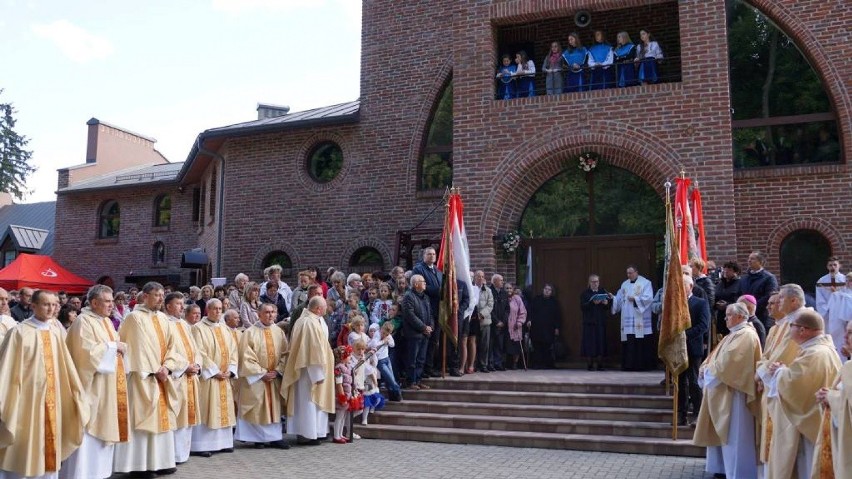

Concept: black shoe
[[478, 367, 490, 373], [220, 447, 234, 453], [587, 364, 594, 371], [495, 366, 506, 371], [190, 451, 213, 458], [128, 472, 156, 479], [155, 467, 178, 475], [713, 474, 726, 478], [269, 440, 291, 449], [253, 442, 266, 449], [597, 364, 606, 371], [678, 416, 688, 426], [297, 438, 322, 446], [449, 369, 462, 377]]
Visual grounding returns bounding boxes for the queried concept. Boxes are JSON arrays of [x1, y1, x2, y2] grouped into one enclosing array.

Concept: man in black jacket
[[679, 275, 709, 426], [739, 251, 778, 330], [412, 247, 442, 377], [489, 274, 510, 371], [402, 274, 433, 389], [713, 261, 742, 336]]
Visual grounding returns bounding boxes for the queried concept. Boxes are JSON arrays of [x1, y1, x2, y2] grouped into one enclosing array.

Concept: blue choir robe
[[587, 43, 614, 90], [496, 64, 517, 100], [561, 48, 588, 93], [614, 43, 636, 88]]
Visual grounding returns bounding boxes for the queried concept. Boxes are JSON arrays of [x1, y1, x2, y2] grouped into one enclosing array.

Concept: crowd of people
[[496, 29, 664, 99], [1, 247, 850, 478], [0, 247, 568, 479]]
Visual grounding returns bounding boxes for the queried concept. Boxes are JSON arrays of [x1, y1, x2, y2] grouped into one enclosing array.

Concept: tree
[[0, 90, 35, 199]]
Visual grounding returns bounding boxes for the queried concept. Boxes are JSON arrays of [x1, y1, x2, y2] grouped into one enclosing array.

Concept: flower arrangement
[[578, 152, 599, 172], [501, 231, 521, 255]]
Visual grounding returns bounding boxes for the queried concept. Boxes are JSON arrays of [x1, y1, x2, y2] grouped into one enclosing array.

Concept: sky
[[0, 0, 362, 203]]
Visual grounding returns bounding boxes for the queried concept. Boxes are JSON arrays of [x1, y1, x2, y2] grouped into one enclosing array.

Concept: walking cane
[[518, 329, 528, 371]]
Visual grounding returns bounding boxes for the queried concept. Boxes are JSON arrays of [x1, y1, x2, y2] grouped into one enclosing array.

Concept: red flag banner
[[690, 187, 707, 272], [674, 177, 697, 266], [437, 192, 475, 347]]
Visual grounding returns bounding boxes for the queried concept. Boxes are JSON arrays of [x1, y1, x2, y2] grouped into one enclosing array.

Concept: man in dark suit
[[679, 274, 710, 426], [412, 247, 442, 377]]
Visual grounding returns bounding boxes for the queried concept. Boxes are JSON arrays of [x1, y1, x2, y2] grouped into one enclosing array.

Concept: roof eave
[[55, 179, 180, 196], [177, 110, 360, 184]]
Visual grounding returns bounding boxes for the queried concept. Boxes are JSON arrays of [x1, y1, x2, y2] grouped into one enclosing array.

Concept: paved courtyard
[[141, 438, 709, 479]]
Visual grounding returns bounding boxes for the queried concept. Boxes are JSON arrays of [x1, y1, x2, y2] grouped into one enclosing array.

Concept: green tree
[[0, 90, 35, 199]]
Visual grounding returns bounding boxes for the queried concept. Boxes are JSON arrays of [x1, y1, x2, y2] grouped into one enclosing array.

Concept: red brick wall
[[54, 0, 852, 290], [53, 185, 198, 289]]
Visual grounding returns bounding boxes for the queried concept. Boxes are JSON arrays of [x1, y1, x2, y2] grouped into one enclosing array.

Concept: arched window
[[728, 1, 841, 168], [99, 200, 120, 238], [779, 229, 831, 295], [152, 241, 166, 264], [418, 82, 453, 191], [349, 247, 385, 273], [262, 251, 293, 277], [154, 194, 171, 227]]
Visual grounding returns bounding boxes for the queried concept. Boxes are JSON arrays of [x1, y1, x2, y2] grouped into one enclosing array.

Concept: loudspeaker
[[574, 10, 591, 28]]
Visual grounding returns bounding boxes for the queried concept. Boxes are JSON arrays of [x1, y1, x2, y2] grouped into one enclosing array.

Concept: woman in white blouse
[[635, 29, 663, 84], [513, 50, 536, 98]]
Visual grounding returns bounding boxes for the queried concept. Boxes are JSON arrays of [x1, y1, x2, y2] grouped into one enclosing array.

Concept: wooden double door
[[526, 234, 659, 365]]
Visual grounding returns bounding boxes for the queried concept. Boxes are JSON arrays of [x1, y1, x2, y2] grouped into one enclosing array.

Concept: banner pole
[[665, 366, 670, 396], [672, 375, 679, 441], [441, 332, 447, 378]]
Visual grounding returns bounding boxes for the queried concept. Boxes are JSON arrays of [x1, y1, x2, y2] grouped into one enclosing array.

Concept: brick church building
[[53, 0, 850, 356]]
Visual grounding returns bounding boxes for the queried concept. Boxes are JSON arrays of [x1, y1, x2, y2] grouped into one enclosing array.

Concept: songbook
[[588, 293, 609, 302]]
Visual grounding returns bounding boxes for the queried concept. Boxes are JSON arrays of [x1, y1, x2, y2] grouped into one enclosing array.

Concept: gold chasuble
[[192, 318, 238, 429], [119, 306, 188, 434], [756, 318, 800, 464], [66, 308, 130, 443], [812, 361, 852, 478], [0, 314, 17, 343], [0, 318, 88, 477], [694, 323, 762, 446], [282, 311, 335, 416], [768, 334, 841, 479], [172, 318, 202, 429], [238, 323, 289, 425]]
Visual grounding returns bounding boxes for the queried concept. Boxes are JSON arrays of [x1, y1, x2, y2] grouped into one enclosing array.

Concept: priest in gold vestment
[[813, 320, 852, 478], [164, 293, 201, 464], [190, 299, 238, 456], [0, 290, 88, 479], [62, 285, 129, 479], [765, 310, 841, 479], [114, 282, 188, 477], [235, 303, 290, 448], [755, 287, 804, 478], [282, 297, 334, 444], [694, 303, 762, 479], [0, 288, 18, 343]]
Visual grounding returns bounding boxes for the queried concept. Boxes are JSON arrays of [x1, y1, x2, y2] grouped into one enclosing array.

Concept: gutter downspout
[[195, 136, 227, 277]]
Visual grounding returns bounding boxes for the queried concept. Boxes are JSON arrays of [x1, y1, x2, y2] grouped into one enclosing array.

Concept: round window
[[306, 141, 343, 183]]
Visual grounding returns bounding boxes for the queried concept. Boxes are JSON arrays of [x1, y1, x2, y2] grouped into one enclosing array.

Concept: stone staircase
[[354, 371, 703, 457]]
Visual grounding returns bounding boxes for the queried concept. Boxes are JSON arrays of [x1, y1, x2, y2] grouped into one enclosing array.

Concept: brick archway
[[250, 241, 302, 279], [404, 60, 453, 195], [764, 217, 846, 272], [481, 121, 681, 237]]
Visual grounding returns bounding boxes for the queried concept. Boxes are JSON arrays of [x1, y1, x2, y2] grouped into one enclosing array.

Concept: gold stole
[[40, 331, 58, 472], [815, 376, 840, 479], [212, 326, 231, 428], [263, 328, 276, 422], [150, 316, 171, 433], [101, 319, 129, 441], [176, 324, 198, 425], [763, 323, 789, 459]]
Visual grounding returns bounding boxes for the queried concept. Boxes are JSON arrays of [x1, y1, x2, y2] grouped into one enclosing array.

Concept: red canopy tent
[[0, 254, 93, 294]]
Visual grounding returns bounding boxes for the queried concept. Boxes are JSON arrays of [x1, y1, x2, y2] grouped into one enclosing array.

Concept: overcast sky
[[1, 0, 362, 203]]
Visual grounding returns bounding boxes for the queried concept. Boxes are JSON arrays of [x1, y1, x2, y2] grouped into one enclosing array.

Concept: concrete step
[[370, 411, 694, 440], [404, 388, 672, 408], [354, 424, 704, 457], [422, 377, 665, 396], [386, 400, 676, 422]]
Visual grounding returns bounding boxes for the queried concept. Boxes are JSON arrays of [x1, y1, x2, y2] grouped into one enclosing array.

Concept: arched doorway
[[519, 160, 665, 364], [780, 229, 831, 295]]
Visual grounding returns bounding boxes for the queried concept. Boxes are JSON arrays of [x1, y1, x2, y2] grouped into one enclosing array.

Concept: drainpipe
[[195, 136, 227, 277]]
